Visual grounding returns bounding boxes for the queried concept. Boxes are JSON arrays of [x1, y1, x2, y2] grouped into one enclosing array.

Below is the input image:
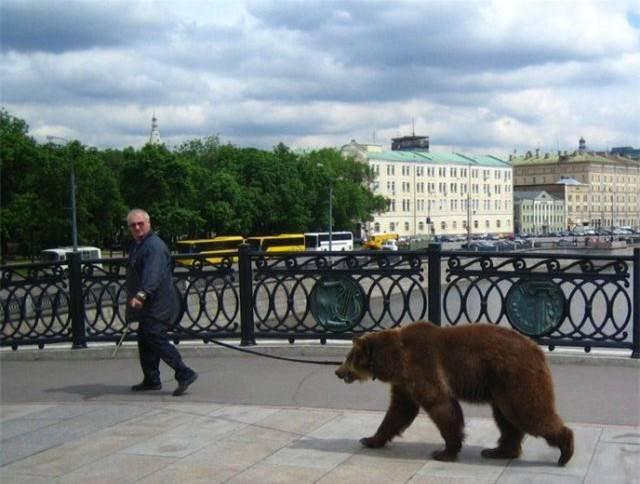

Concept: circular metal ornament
[[309, 274, 365, 332], [506, 278, 566, 336]]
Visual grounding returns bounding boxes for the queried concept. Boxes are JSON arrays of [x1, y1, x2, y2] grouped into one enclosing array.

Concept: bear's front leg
[[421, 396, 465, 462], [361, 385, 420, 449]]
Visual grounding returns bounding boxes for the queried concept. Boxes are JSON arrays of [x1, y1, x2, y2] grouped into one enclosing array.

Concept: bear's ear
[[359, 337, 375, 369]]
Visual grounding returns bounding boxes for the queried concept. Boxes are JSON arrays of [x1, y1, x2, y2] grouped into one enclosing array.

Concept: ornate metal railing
[[2, 246, 639, 357]]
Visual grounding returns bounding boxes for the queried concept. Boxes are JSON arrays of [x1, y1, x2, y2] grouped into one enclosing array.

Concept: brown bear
[[335, 321, 574, 465]]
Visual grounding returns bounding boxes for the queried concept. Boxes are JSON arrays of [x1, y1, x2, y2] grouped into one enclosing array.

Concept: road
[[1, 350, 638, 427]]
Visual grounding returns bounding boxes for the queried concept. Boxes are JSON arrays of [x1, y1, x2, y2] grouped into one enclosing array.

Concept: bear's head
[[335, 336, 372, 384], [335, 331, 400, 384]]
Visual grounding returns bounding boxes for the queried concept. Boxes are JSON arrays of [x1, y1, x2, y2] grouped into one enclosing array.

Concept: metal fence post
[[68, 252, 87, 349], [238, 243, 256, 346], [427, 243, 442, 326], [632, 248, 639, 358]]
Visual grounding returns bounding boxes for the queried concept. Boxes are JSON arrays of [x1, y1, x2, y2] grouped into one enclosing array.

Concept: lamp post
[[328, 182, 333, 251], [317, 163, 333, 251], [47, 136, 78, 252]]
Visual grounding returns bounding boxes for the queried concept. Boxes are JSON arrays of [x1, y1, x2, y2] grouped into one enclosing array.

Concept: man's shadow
[[45, 384, 134, 400]]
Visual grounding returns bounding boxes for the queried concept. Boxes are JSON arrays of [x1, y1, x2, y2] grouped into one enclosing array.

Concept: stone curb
[[2, 340, 638, 367]]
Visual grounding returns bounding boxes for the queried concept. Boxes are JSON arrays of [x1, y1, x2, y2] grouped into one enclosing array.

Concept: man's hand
[[129, 296, 144, 310]]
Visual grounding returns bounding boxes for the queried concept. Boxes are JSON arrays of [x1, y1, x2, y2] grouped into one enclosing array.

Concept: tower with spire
[[149, 112, 161, 145]]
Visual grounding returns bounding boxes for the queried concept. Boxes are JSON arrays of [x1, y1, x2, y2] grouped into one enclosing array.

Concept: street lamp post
[[316, 163, 333, 251], [47, 136, 78, 252], [328, 182, 333, 251]]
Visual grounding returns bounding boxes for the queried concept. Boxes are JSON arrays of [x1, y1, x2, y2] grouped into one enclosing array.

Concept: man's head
[[127, 209, 151, 242]]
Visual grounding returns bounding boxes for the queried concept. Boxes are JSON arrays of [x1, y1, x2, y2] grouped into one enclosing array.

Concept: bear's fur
[[335, 321, 574, 465]]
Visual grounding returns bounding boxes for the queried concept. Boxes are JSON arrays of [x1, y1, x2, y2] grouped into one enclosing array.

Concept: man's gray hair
[[127, 208, 150, 223]]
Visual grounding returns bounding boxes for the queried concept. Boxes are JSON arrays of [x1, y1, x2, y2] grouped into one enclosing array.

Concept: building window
[[405, 222, 410, 231], [390, 222, 395, 231], [374, 222, 380, 232]]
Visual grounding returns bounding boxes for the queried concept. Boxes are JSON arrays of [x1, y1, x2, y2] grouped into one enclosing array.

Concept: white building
[[341, 140, 514, 238]]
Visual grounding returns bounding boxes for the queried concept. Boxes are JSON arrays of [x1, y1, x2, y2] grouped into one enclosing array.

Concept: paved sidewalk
[[1, 401, 638, 483], [1, 343, 639, 483]]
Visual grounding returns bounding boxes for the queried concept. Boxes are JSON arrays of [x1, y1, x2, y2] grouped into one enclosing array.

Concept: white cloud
[[1, 0, 638, 155]]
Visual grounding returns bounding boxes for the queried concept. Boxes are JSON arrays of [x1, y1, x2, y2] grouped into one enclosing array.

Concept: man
[[126, 208, 198, 396]]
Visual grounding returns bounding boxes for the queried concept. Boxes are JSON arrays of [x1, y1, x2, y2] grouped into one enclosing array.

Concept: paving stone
[[121, 414, 245, 458], [230, 407, 339, 445], [0, 417, 61, 440], [137, 439, 285, 484], [317, 453, 425, 484], [0, 469, 53, 484], [55, 453, 176, 484], [224, 462, 326, 483], [599, 426, 640, 445], [414, 446, 507, 482], [497, 471, 584, 483], [1, 404, 147, 465], [3, 433, 142, 477], [583, 442, 640, 484], [208, 404, 281, 424], [0, 404, 55, 422]]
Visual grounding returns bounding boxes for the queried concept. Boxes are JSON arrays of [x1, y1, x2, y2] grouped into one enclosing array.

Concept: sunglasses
[[128, 222, 146, 228]]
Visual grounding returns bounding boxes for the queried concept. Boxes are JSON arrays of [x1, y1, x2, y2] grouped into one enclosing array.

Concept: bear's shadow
[[288, 438, 556, 467]]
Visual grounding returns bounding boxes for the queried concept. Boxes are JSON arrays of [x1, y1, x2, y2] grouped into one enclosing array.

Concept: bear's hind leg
[[361, 385, 420, 449], [544, 425, 574, 466], [422, 396, 465, 462], [481, 404, 524, 460]]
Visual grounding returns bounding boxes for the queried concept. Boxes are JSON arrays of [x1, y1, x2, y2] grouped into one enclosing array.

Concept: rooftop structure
[[149, 113, 161, 145]]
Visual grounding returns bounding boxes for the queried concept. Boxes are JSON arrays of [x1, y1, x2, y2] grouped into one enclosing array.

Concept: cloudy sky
[[1, 0, 639, 156]]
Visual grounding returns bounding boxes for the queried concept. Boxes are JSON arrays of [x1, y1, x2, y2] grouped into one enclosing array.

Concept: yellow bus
[[362, 233, 399, 250], [175, 235, 245, 266], [245, 233, 305, 253]]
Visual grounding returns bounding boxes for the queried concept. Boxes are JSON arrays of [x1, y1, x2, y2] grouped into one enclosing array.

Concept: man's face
[[128, 213, 151, 242]]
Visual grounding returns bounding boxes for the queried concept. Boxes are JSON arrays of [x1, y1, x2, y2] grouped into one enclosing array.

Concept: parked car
[[461, 240, 496, 252]]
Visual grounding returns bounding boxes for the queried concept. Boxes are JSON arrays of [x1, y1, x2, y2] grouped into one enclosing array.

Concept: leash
[[186, 334, 342, 366], [114, 320, 342, 366]]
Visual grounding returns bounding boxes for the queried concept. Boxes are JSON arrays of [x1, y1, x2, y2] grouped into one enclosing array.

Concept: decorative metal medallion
[[505, 278, 566, 336], [309, 275, 365, 332]]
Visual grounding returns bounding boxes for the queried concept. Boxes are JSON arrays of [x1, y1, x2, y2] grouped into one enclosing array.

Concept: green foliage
[[0, 110, 387, 259]]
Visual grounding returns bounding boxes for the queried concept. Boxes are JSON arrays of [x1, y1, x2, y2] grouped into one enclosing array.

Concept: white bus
[[304, 232, 354, 251], [41, 246, 103, 270]]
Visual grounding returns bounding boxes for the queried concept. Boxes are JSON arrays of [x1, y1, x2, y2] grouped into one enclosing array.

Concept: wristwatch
[[135, 291, 147, 302]]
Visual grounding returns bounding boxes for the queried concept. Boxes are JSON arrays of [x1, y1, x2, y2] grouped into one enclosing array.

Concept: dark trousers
[[137, 316, 193, 384]]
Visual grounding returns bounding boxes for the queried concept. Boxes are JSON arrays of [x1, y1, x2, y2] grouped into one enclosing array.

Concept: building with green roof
[[340, 139, 514, 239]]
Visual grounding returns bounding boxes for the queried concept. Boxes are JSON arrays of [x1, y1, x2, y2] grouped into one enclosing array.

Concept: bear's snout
[[335, 366, 355, 383]]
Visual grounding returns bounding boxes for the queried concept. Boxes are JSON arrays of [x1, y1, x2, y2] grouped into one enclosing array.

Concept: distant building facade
[[610, 146, 640, 160], [341, 138, 513, 238], [512, 139, 640, 229], [514, 190, 565, 235]]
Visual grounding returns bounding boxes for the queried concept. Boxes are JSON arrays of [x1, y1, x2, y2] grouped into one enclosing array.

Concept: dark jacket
[[126, 231, 180, 324]]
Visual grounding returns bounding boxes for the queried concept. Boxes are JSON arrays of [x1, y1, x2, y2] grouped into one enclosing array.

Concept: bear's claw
[[360, 436, 385, 448], [432, 448, 458, 462]]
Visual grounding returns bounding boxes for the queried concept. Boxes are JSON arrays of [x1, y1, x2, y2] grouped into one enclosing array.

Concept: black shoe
[[131, 381, 162, 391], [173, 372, 198, 397]]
